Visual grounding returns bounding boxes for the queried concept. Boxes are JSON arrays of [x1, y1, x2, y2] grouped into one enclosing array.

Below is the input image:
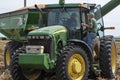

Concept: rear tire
[[99, 36, 117, 79], [56, 45, 89, 80]]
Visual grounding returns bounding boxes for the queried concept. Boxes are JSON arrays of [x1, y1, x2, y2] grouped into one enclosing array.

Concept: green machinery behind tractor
[[0, 0, 119, 80]]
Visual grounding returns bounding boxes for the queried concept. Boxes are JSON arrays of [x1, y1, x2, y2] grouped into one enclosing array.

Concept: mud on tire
[[10, 47, 46, 80], [4, 41, 23, 68], [56, 45, 89, 80], [99, 35, 117, 79], [10, 47, 26, 80]]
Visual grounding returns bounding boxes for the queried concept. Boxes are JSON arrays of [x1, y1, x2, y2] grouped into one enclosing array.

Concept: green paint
[[0, 0, 119, 73], [101, 0, 120, 17], [28, 25, 67, 61], [28, 25, 67, 35], [0, 9, 40, 41], [19, 54, 53, 71], [46, 3, 80, 8]]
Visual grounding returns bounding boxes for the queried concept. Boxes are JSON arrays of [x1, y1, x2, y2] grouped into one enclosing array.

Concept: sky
[[0, 0, 120, 37]]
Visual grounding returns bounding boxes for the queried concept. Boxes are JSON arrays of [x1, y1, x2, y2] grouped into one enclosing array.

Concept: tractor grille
[[27, 35, 53, 58]]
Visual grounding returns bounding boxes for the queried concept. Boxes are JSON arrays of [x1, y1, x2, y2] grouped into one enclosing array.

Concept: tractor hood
[[28, 25, 67, 36]]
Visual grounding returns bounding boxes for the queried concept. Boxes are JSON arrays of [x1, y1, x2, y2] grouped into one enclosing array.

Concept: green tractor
[[0, 0, 119, 80]]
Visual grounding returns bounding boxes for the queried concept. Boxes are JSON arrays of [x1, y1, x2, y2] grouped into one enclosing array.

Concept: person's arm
[[82, 23, 93, 29]]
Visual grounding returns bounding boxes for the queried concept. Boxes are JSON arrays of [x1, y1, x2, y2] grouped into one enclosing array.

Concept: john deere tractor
[[0, 0, 119, 80]]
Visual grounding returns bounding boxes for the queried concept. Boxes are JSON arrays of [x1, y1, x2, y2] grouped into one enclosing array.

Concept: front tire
[[10, 47, 42, 80], [99, 36, 117, 79], [4, 41, 22, 68], [56, 45, 89, 80]]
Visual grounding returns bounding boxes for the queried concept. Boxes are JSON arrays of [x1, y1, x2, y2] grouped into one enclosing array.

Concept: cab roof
[[46, 3, 89, 9]]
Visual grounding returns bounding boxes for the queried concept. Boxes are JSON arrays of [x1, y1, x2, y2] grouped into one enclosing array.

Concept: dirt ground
[[115, 42, 120, 80], [0, 40, 120, 80]]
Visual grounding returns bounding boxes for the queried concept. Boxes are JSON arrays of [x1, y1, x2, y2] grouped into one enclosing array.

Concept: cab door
[[81, 8, 89, 39], [93, 5, 104, 39]]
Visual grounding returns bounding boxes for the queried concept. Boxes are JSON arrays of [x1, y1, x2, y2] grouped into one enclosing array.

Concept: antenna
[[24, 0, 27, 7]]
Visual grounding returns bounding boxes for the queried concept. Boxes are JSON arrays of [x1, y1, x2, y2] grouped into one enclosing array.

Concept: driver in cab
[[67, 13, 78, 31], [82, 12, 97, 49]]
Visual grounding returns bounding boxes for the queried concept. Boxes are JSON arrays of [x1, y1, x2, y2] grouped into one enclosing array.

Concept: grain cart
[[0, 0, 119, 80], [0, 5, 45, 68]]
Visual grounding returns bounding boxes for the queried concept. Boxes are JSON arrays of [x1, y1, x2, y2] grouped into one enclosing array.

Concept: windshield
[[47, 8, 81, 31]]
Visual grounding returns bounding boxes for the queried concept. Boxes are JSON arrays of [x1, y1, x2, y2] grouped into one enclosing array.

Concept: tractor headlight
[[40, 36, 44, 39], [32, 36, 36, 39], [27, 35, 52, 40], [27, 36, 32, 39], [36, 36, 39, 39], [27, 35, 39, 39], [45, 36, 51, 39]]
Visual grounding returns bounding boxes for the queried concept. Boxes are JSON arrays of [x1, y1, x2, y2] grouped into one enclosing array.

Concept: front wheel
[[56, 45, 89, 80], [4, 41, 23, 68], [10, 47, 43, 80]]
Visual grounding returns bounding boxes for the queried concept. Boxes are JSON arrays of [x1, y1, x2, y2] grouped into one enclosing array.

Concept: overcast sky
[[0, 0, 120, 37]]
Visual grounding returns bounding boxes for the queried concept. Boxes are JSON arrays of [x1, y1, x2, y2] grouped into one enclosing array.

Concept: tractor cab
[[44, 3, 104, 40], [44, 4, 90, 40]]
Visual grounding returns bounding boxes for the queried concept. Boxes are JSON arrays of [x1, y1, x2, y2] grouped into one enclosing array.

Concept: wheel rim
[[6, 50, 10, 66], [68, 54, 85, 80], [111, 43, 116, 73], [22, 68, 41, 80]]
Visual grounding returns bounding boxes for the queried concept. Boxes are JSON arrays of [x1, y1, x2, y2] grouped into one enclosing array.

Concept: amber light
[[78, 3, 83, 7], [27, 27, 38, 31]]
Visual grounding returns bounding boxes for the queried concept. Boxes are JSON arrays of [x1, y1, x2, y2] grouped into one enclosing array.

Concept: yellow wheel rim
[[68, 54, 85, 80], [6, 50, 10, 65], [111, 43, 116, 73]]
